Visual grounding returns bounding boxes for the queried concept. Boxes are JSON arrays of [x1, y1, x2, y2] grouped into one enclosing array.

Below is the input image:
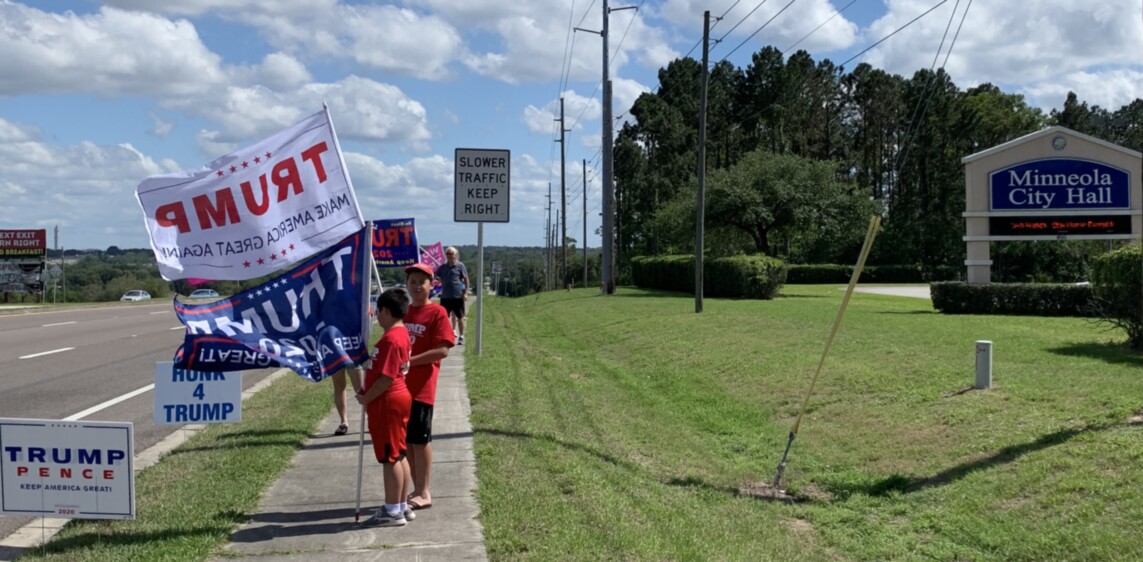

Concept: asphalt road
[[0, 302, 278, 540]]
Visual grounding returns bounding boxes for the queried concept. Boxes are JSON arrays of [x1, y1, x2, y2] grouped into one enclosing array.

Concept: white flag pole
[[354, 400, 367, 522]]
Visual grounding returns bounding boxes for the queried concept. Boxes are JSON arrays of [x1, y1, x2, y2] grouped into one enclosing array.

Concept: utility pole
[[695, 10, 711, 313], [558, 97, 569, 289], [582, 158, 588, 286], [546, 182, 553, 291], [577, 1, 635, 295]]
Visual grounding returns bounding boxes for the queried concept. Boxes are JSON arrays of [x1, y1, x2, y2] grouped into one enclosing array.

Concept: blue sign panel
[[989, 158, 1129, 211]]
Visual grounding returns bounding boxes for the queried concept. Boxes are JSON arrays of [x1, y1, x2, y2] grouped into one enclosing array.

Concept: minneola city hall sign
[[962, 126, 1142, 283]]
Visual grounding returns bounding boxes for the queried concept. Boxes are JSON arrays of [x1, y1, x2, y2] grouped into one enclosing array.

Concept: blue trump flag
[[173, 228, 371, 382], [370, 218, 419, 267]]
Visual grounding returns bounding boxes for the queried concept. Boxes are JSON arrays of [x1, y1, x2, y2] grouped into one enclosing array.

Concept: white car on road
[[120, 290, 152, 302]]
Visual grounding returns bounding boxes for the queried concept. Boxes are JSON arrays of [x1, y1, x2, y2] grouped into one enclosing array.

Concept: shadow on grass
[[166, 437, 309, 456], [825, 423, 1111, 499], [218, 428, 308, 440], [474, 427, 637, 471], [665, 475, 807, 505], [1049, 341, 1142, 366], [32, 510, 245, 555]]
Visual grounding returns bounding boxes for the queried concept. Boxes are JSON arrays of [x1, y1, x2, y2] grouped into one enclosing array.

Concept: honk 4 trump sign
[[136, 108, 364, 281], [0, 418, 135, 519]]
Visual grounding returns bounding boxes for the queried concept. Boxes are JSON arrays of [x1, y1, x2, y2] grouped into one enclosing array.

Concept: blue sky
[[1, 0, 1140, 252]]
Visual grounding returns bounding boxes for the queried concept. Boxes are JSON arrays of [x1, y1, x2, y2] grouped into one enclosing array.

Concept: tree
[[706, 149, 877, 255]]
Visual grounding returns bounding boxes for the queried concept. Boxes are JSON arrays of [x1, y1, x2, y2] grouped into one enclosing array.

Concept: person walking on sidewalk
[[358, 288, 415, 527], [402, 263, 455, 511], [435, 246, 470, 345]]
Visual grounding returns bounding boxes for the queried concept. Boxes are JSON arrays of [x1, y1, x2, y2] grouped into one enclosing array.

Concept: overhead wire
[[783, 0, 858, 54], [894, 0, 972, 175], [717, 0, 799, 62]]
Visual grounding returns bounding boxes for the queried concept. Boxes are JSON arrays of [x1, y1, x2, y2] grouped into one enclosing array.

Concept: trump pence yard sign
[[0, 419, 135, 519], [454, 148, 510, 223]]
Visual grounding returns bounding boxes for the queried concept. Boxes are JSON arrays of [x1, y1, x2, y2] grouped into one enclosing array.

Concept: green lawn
[[467, 285, 1143, 561], [16, 373, 332, 562]]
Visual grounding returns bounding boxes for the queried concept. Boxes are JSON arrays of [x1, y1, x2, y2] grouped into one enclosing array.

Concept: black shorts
[[406, 400, 434, 445], [440, 297, 466, 319]]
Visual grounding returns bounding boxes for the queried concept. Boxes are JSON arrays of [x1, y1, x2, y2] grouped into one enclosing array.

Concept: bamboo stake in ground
[[773, 215, 881, 490]]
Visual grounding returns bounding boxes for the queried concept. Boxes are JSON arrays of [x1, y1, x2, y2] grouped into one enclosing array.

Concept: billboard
[[0, 230, 46, 259]]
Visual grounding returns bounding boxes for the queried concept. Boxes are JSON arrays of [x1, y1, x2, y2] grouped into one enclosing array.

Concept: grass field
[[15, 373, 332, 562], [466, 285, 1143, 561]]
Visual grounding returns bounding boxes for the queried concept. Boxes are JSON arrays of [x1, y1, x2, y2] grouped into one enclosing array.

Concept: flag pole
[[354, 399, 367, 522], [355, 223, 374, 522]]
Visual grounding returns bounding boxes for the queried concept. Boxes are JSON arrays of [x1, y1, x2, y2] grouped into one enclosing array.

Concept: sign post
[[454, 148, 511, 356]]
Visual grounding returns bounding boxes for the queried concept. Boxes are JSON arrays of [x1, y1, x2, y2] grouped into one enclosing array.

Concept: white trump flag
[[136, 108, 364, 281]]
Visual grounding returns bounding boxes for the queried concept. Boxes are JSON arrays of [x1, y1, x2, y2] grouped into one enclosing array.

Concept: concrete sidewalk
[[211, 343, 486, 561]]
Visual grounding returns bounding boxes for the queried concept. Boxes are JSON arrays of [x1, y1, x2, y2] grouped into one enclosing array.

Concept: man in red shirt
[[402, 263, 455, 510]]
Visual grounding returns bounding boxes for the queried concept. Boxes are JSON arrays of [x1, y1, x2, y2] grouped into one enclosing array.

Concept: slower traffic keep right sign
[[454, 148, 510, 223]]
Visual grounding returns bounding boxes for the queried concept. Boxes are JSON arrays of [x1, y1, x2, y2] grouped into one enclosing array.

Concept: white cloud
[[166, 76, 431, 151], [656, 0, 859, 55], [861, 0, 1143, 97], [522, 90, 602, 135], [0, 3, 226, 96], [1022, 69, 1143, 111], [0, 117, 166, 247], [105, 0, 326, 16], [148, 112, 174, 138], [250, 53, 313, 90]]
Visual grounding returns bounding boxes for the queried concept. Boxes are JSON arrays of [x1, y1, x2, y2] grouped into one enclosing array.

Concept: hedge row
[[630, 254, 786, 299], [930, 281, 1096, 316], [787, 264, 961, 284]]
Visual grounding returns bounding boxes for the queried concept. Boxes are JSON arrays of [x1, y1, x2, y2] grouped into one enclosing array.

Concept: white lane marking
[[64, 383, 156, 421], [170, 326, 185, 331], [149, 311, 168, 315], [18, 347, 75, 359], [42, 321, 77, 327]]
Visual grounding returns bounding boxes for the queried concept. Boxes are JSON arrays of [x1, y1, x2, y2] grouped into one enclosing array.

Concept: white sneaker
[[404, 508, 416, 521], [363, 508, 406, 527], [458, 335, 465, 345]]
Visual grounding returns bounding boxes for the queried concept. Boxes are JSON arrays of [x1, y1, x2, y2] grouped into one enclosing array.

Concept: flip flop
[[408, 497, 432, 510], [334, 424, 349, 436]]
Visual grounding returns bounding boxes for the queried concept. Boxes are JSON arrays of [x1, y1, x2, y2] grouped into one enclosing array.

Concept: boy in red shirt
[[358, 288, 414, 527], [402, 263, 455, 510]]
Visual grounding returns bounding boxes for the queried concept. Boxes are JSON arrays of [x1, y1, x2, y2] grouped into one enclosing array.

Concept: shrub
[[930, 281, 1095, 317], [1090, 245, 1142, 349], [631, 254, 786, 299]]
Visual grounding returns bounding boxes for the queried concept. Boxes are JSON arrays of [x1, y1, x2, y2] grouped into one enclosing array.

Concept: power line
[[783, 0, 859, 54], [841, 0, 950, 68], [717, 0, 799, 62], [894, 0, 972, 175]]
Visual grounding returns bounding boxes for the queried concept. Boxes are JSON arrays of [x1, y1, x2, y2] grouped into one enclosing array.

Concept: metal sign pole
[[475, 222, 484, 355]]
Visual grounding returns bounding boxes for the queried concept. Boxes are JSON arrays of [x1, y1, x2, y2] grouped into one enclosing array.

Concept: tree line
[[612, 46, 1143, 283]]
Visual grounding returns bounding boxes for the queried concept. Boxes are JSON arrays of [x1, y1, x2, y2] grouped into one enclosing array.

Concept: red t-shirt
[[403, 302, 455, 405], [365, 325, 410, 404]]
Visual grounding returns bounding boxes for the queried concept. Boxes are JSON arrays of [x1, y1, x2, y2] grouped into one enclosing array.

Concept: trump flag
[[173, 228, 371, 382], [371, 218, 419, 267], [136, 108, 364, 281]]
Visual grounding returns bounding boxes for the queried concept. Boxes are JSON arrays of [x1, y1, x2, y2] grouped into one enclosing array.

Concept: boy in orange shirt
[[358, 288, 414, 527]]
